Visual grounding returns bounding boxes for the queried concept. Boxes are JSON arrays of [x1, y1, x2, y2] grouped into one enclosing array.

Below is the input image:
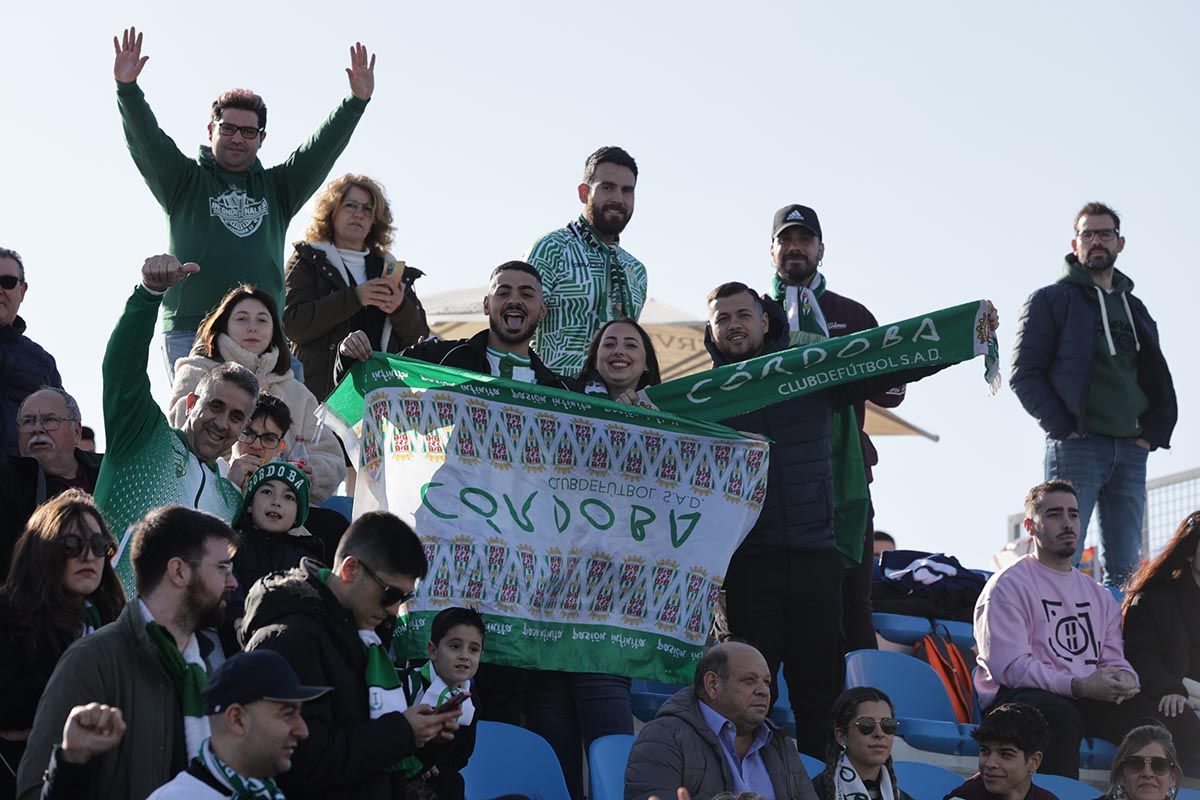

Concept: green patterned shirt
[[95, 286, 244, 597], [524, 215, 648, 375]]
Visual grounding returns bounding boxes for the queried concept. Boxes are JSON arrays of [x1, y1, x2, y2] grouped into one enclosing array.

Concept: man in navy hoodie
[[1010, 202, 1176, 587]]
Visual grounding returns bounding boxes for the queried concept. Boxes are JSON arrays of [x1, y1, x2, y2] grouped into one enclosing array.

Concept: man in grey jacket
[[624, 642, 817, 800]]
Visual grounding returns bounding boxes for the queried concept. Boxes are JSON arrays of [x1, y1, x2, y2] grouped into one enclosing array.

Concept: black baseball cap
[[772, 204, 822, 240], [205, 650, 331, 714]]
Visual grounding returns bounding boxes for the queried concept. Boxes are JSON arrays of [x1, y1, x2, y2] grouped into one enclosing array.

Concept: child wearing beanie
[[226, 462, 325, 649]]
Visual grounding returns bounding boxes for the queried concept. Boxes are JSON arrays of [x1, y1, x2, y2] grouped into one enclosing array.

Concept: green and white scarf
[[485, 346, 535, 383], [359, 628, 424, 776], [197, 737, 287, 799], [771, 271, 829, 346], [140, 601, 210, 760], [770, 270, 869, 565], [835, 751, 896, 800]]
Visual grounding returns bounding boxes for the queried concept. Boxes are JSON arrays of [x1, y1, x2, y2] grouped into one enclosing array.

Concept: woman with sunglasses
[[1101, 725, 1183, 800], [0, 489, 125, 794], [165, 284, 346, 502], [282, 173, 429, 402], [1123, 511, 1200, 770], [816, 687, 912, 800]]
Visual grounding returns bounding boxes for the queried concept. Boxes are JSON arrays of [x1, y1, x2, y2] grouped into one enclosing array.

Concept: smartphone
[[432, 691, 471, 715], [381, 259, 406, 288]]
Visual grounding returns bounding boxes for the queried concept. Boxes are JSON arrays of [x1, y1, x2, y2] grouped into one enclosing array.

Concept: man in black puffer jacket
[[0, 248, 62, 458], [1010, 202, 1175, 588], [705, 281, 941, 757], [242, 512, 460, 800]]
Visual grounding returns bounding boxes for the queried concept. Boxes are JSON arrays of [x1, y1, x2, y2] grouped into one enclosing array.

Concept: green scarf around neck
[[145, 620, 210, 758], [198, 736, 286, 799]]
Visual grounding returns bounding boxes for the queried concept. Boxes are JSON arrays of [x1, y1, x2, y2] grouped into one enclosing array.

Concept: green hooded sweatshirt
[[1059, 258, 1147, 438], [116, 81, 368, 332]]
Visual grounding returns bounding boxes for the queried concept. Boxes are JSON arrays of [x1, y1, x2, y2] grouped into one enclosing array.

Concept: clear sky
[[4, 1, 1196, 569]]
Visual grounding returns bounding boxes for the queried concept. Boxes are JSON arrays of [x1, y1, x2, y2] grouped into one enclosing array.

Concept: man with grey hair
[[1, 387, 105, 574], [96, 254, 258, 597], [1, 246, 62, 457]]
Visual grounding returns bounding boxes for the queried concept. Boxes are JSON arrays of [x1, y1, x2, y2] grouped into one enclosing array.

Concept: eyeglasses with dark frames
[[239, 428, 282, 448], [851, 717, 900, 736], [358, 560, 416, 607], [63, 533, 116, 561], [215, 120, 264, 140], [1120, 755, 1175, 775]]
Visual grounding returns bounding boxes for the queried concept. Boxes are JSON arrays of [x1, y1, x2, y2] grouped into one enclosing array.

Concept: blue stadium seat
[[800, 752, 825, 779], [1176, 788, 1200, 800], [892, 760, 964, 800], [873, 612, 976, 651], [317, 494, 353, 522], [1033, 773, 1099, 800], [630, 678, 681, 722], [588, 734, 635, 800], [462, 721, 570, 800], [772, 667, 796, 736], [1080, 736, 1118, 770], [845, 650, 978, 756]]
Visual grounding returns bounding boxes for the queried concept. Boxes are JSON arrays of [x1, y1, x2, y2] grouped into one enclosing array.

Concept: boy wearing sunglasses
[[946, 703, 1055, 800], [241, 511, 461, 800]]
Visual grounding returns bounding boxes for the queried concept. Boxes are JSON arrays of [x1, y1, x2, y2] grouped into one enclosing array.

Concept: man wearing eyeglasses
[[1011, 202, 1176, 589], [16, 506, 239, 800], [0, 388, 105, 575], [0, 247, 62, 458], [626, 641, 816, 800], [112, 27, 377, 381], [242, 512, 461, 800]]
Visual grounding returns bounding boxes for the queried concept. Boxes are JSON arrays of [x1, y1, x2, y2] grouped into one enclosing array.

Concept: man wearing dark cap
[[147, 649, 330, 799], [767, 204, 907, 653]]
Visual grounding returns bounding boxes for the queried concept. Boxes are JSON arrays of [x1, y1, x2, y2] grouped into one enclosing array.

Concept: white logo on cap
[[786, 209, 805, 221]]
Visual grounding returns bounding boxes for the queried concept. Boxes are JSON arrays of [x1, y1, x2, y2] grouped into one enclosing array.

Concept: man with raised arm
[[95, 255, 258, 596], [112, 27, 377, 378]]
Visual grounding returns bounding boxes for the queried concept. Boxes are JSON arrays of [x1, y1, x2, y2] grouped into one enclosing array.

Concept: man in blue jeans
[[1010, 201, 1177, 587]]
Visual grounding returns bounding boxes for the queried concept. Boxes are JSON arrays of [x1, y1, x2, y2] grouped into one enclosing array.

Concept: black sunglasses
[[63, 533, 116, 561], [851, 717, 900, 736], [358, 561, 416, 607], [1121, 756, 1174, 775], [0, 275, 23, 290]]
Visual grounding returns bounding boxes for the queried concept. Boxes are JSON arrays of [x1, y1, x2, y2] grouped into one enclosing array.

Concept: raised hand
[[61, 703, 126, 765], [113, 27, 149, 84], [346, 42, 376, 100], [141, 254, 200, 293]]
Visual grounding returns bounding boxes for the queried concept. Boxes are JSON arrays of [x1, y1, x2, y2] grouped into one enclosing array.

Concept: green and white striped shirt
[[524, 215, 647, 375]]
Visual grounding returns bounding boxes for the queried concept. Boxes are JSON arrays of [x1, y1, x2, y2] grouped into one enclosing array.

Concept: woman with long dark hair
[[815, 687, 912, 800], [0, 490, 125, 792], [1123, 512, 1200, 730]]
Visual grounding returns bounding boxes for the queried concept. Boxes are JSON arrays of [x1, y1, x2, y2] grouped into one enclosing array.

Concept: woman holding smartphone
[[283, 173, 430, 401]]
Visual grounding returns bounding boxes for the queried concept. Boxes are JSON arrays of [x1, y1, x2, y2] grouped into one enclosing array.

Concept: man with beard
[[767, 204, 906, 653], [704, 282, 945, 757], [973, 480, 1199, 778], [402, 260, 577, 728], [0, 388, 104, 574], [524, 146, 648, 375], [96, 254, 258, 598], [16, 506, 239, 800], [1011, 203, 1176, 588]]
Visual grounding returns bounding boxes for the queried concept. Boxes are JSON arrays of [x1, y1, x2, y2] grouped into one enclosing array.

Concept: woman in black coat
[[0, 490, 125, 795]]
